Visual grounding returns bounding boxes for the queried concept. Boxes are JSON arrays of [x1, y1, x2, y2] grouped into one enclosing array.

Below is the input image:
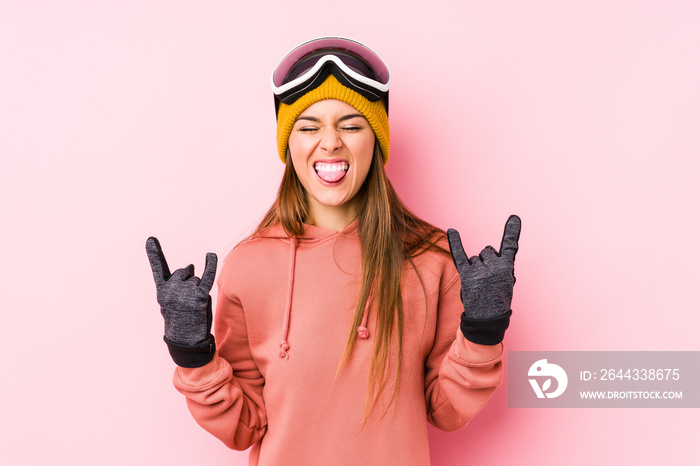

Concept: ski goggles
[[271, 37, 391, 113]]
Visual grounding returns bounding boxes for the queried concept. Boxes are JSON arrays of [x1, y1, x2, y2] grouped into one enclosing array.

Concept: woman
[[146, 37, 521, 465]]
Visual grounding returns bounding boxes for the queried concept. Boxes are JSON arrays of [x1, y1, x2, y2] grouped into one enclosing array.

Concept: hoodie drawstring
[[279, 234, 373, 359], [280, 236, 297, 358], [357, 281, 373, 339]]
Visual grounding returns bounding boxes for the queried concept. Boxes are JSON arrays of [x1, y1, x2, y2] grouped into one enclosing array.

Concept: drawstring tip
[[279, 341, 290, 358], [357, 326, 369, 339]]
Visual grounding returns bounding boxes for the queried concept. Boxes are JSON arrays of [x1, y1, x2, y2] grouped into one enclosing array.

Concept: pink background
[[2, 1, 698, 464]]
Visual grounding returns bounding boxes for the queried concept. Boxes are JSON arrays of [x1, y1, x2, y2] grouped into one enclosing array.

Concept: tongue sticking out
[[318, 169, 345, 183], [315, 162, 348, 183]]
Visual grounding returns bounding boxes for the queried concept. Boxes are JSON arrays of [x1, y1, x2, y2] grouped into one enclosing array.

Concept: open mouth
[[314, 161, 349, 183]]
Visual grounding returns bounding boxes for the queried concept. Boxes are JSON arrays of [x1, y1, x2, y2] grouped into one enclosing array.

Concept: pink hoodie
[[173, 221, 504, 465]]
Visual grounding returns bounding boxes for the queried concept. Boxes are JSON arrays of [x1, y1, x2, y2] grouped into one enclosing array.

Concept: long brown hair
[[255, 143, 449, 417]]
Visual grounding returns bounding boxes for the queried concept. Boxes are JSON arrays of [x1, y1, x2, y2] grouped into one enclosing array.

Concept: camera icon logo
[[528, 359, 568, 399]]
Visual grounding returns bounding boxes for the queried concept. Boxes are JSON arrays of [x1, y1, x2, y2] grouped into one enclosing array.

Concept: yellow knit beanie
[[276, 74, 390, 164]]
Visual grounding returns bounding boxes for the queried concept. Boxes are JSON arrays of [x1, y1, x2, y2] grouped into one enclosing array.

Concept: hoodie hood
[[254, 220, 359, 241]]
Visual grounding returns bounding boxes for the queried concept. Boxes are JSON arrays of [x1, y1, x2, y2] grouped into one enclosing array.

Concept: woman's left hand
[[447, 215, 521, 344]]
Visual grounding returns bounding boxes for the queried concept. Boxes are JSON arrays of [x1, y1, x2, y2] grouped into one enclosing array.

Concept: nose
[[319, 129, 342, 153]]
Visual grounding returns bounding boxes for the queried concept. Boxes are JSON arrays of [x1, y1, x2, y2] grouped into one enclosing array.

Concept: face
[[288, 99, 376, 224]]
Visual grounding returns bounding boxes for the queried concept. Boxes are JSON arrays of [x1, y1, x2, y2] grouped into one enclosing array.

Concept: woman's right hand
[[146, 237, 218, 350]]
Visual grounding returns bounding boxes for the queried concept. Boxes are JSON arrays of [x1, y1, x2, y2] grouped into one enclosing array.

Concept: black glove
[[447, 215, 521, 345], [146, 237, 218, 367]]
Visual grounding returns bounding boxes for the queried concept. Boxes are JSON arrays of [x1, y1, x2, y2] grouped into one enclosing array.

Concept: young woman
[[146, 37, 521, 465]]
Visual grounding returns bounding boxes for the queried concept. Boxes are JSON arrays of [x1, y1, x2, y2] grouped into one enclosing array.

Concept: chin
[[315, 195, 352, 208]]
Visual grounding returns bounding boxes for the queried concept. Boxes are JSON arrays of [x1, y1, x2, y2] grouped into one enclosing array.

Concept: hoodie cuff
[[163, 334, 216, 368], [460, 310, 512, 345]]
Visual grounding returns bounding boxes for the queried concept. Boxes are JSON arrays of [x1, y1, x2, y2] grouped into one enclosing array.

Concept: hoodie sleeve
[[172, 284, 267, 450], [424, 269, 504, 432]]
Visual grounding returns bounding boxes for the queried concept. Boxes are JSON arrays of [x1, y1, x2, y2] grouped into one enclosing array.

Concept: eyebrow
[[295, 113, 366, 123]]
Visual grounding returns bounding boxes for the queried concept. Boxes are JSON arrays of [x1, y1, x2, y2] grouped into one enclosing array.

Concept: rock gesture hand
[[146, 237, 218, 347], [447, 215, 521, 344]]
